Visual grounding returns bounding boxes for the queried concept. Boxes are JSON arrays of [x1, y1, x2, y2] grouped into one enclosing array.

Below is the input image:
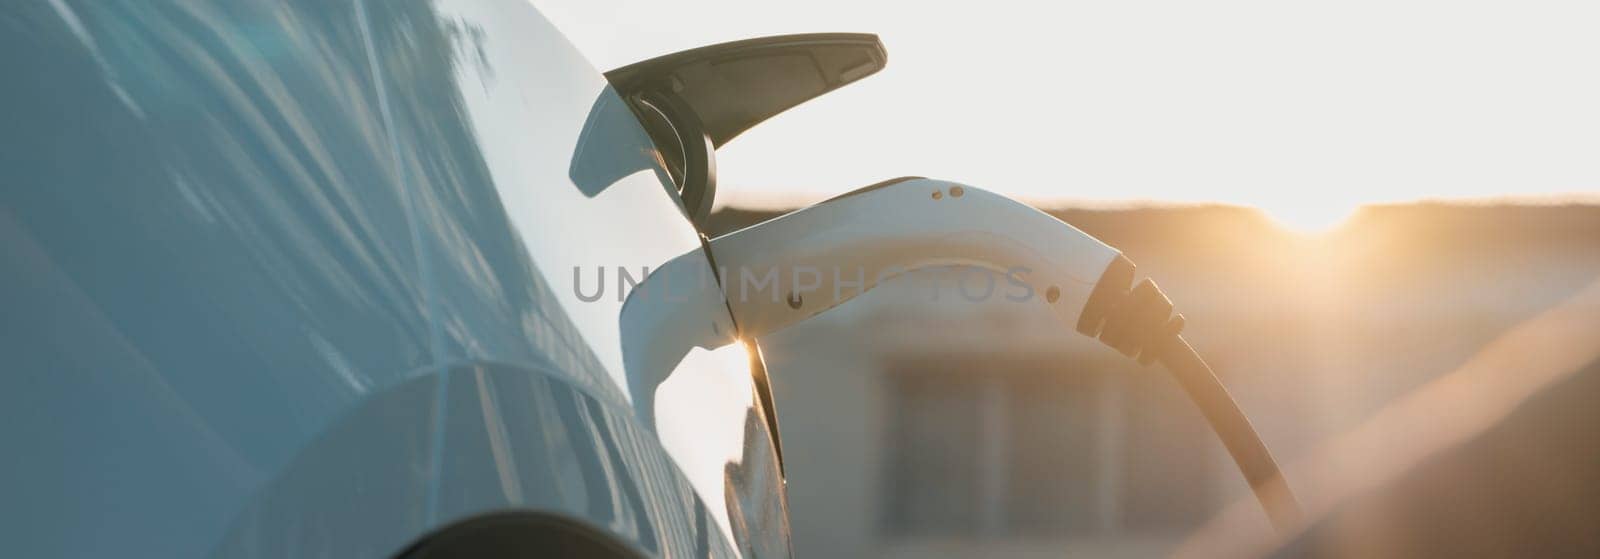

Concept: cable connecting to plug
[[1078, 256, 1304, 535], [1094, 278, 1188, 366], [699, 177, 1301, 534]]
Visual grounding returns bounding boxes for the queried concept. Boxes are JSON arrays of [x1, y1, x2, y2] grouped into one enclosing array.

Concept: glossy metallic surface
[[1, 0, 787, 556]]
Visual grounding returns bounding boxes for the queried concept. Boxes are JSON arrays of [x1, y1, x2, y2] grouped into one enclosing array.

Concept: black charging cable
[[1078, 256, 1304, 534]]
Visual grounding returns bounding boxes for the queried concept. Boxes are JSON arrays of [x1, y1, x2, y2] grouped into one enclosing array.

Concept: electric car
[[2, 1, 1292, 556], [1, 1, 885, 556]]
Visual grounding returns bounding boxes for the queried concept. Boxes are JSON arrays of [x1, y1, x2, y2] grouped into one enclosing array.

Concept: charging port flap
[[605, 33, 887, 148]]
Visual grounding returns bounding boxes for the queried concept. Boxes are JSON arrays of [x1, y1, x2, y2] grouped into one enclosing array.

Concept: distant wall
[[710, 203, 1600, 558]]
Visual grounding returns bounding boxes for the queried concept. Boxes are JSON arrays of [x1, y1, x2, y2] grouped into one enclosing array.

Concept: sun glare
[[1263, 201, 1358, 235]]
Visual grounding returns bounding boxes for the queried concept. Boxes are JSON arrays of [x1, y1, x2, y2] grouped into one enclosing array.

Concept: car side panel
[[362, 0, 786, 554], [1, 2, 434, 556], [212, 363, 723, 558], [2, 0, 784, 556]]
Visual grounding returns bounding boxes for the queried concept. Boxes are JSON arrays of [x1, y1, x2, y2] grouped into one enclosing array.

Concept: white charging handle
[[695, 178, 1302, 532], [705, 177, 1123, 339]]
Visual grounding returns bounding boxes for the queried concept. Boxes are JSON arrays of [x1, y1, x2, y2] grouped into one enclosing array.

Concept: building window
[[880, 359, 1218, 540]]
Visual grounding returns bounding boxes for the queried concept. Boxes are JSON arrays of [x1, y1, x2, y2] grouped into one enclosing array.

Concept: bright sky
[[534, 0, 1600, 231]]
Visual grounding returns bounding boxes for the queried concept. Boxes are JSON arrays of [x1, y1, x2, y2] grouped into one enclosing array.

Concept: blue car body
[[1, 0, 787, 556]]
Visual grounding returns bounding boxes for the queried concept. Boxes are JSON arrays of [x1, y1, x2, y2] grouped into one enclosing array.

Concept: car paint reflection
[[3, 0, 790, 555], [4, 1, 433, 555]]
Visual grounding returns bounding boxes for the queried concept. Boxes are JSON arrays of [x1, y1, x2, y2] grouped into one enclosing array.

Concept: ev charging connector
[[704, 177, 1303, 533]]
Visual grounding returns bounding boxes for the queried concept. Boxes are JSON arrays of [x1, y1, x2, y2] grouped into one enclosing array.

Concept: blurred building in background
[[706, 202, 1600, 558]]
